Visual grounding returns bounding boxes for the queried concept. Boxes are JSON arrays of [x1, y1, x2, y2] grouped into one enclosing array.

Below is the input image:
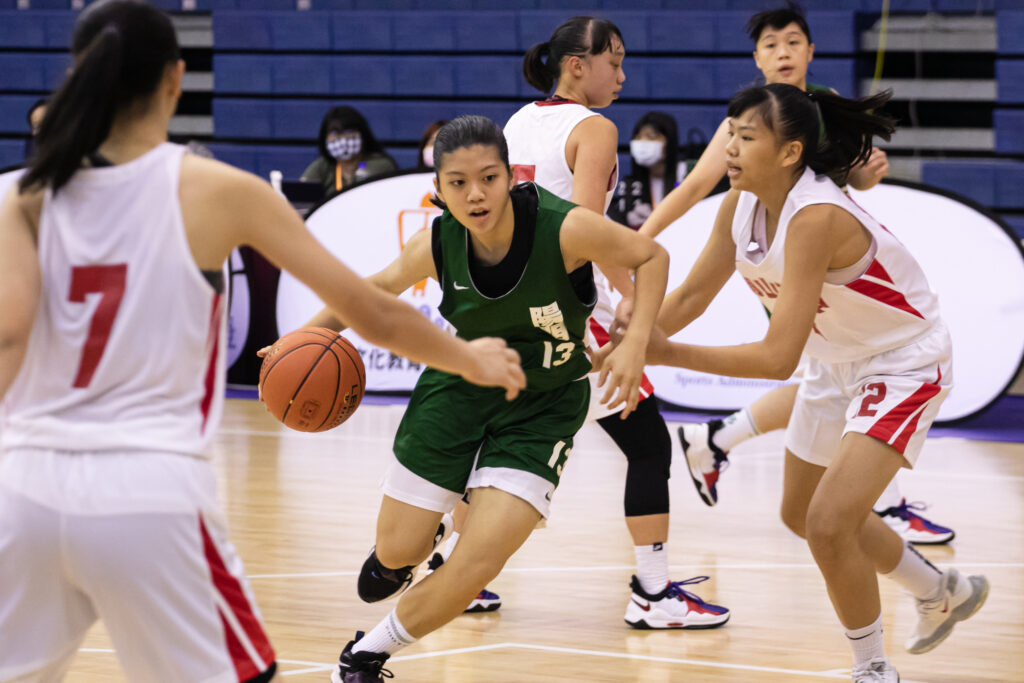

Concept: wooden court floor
[[66, 398, 1024, 682]]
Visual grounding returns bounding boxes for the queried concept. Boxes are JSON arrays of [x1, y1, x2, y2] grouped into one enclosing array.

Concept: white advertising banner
[[276, 172, 1024, 421]]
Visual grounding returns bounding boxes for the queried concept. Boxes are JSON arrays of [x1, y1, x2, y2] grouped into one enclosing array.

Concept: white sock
[[845, 613, 887, 668], [441, 531, 459, 562], [882, 543, 943, 600], [351, 609, 417, 656], [873, 477, 903, 513], [712, 408, 759, 452], [634, 543, 669, 594]]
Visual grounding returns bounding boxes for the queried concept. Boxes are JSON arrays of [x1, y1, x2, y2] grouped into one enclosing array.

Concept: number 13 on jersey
[[542, 341, 574, 369]]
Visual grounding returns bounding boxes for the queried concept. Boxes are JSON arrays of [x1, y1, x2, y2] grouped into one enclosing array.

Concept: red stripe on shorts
[[200, 515, 275, 680], [200, 294, 223, 432], [587, 317, 655, 398], [865, 382, 942, 454]]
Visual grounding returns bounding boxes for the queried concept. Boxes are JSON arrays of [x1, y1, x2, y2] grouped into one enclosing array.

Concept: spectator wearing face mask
[[416, 120, 447, 170], [608, 112, 687, 230], [301, 105, 397, 199]]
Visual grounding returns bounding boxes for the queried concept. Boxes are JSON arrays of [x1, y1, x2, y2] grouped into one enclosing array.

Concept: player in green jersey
[[307, 116, 668, 682]]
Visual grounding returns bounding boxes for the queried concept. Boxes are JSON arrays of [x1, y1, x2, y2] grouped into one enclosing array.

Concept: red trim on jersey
[[535, 97, 581, 107], [844, 279, 925, 320], [866, 382, 942, 454], [200, 294, 223, 432], [200, 515, 275, 679], [864, 259, 895, 284], [588, 317, 655, 398]]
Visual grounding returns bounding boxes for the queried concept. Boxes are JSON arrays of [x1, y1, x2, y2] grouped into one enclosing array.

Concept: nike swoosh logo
[[454, 283, 470, 290], [631, 599, 651, 612], [940, 597, 949, 614]]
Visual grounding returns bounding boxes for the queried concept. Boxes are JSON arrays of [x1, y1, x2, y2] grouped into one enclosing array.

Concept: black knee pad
[[597, 397, 672, 517], [356, 549, 415, 603]]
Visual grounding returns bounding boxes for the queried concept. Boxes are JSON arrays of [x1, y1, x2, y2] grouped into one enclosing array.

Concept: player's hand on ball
[[256, 345, 272, 358], [464, 337, 526, 400]]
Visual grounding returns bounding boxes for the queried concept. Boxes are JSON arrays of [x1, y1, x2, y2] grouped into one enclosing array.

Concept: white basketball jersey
[[504, 100, 617, 212], [733, 167, 941, 363], [2, 143, 226, 457]]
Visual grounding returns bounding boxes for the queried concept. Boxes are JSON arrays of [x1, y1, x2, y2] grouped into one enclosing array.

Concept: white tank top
[[503, 100, 618, 213], [2, 143, 226, 457], [733, 167, 941, 363]]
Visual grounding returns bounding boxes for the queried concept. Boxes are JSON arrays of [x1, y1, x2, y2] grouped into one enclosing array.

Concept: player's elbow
[[763, 349, 800, 381]]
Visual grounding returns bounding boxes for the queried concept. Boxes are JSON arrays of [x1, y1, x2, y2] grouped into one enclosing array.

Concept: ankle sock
[[351, 609, 417, 656], [845, 613, 887, 668], [712, 408, 759, 453], [634, 543, 669, 594], [882, 543, 943, 600]]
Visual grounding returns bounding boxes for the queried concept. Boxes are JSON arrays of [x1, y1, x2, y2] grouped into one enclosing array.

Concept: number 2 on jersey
[[69, 264, 127, 388]]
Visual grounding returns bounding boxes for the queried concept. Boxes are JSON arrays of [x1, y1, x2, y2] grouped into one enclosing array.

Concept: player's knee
[[375, 537, 432, 569], [804, 500, 855, 552]]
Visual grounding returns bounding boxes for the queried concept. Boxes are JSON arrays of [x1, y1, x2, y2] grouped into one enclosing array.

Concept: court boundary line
[[81, 645, 930, 681]]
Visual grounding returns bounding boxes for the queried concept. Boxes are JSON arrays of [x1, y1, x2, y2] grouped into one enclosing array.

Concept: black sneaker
[[330, 632, 394, 683], [357, 549, 416, 603]]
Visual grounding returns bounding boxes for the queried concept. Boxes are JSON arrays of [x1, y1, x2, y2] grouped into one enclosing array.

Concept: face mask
[[327, 136, 361, 160], [630, 139, 664, 167], [422, 146, 434, 168]]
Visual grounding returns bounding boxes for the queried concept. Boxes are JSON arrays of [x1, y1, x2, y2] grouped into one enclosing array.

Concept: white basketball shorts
[[0, 449, 275, 683], [785, 322, 952, 468]]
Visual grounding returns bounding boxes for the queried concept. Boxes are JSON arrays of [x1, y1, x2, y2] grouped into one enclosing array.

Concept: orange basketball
[[258, 327, 365, 432]]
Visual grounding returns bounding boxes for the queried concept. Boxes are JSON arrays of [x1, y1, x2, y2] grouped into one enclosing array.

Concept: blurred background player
[[615, 83, 988, 683], [501, 15, 730, 629], [0, 4, 524, 681], [638, 1, 953, 545]]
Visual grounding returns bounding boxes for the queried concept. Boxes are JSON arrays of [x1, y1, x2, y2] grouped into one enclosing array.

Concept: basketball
[[258, 327, 365, 432]]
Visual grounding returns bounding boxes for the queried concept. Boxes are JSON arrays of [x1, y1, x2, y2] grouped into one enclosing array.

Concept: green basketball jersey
[[432, 183, 596, 392]]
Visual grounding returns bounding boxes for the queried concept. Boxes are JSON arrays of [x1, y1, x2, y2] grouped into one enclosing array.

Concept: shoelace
[[666, 576, 712, 605], [893, 499, 930, 520]]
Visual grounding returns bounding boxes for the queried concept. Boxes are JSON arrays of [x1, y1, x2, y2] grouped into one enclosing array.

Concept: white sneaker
[[906, 567, 989, 654], [624, 575, 730, 629], [678, 421, 729, 507], [851, 657, 899, 682]]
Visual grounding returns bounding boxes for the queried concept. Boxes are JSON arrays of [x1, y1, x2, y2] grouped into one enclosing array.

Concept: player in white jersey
[[503, 16, 728, 630], [634, 4, 954, 547], [609, 83, 988, 683], [0, 3, 524, 682]]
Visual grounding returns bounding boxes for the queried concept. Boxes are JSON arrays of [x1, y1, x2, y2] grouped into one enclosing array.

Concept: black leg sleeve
[[597, 397, 672, 517]]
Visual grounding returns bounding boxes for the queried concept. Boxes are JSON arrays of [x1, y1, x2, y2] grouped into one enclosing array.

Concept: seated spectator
[[416, 120, 447, 170], [608, 112, 689, 229], [301, 106, 396, 198]]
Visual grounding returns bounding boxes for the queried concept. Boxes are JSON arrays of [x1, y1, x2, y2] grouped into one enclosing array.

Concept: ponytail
[[19, 0, 180, 195], [805, 88, 896, 178], [727, 83, 897, 181], [522, 41, 554, 93], [521, 16, 624, 95], [21, 27, 122, 194]]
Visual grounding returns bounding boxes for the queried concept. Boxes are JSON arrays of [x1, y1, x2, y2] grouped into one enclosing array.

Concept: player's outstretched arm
[[304, 228, 437, 332], [656, 189, 741, 338], [0, 186, 42, 402], [639, 118, 730, 239], [655, 205, 839, 379], [561, 207, 669, 418], [184, 159, 525, 398]]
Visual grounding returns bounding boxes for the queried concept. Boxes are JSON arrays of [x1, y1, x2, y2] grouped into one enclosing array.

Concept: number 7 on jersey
[[69, 264, 127, 388]]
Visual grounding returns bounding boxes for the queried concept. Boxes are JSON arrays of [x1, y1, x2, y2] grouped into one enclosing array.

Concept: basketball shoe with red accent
[[678, 421, 730, 507], [624, 575, 730, 629], [876, 499, 955, 545], [905, 567, 989, 654]]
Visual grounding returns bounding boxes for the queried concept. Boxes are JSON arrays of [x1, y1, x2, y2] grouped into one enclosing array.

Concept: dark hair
[[316, 105, 389, 162], [746, 2, 812, 45], [727, 83, 896, 179], [523, 16, 625, 94], [20, 0, 180, 194], [431, 115, 509, 210], [416, 119, 447, 170], [26, 98, 47, 128], [630, 111, 680, 197]]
